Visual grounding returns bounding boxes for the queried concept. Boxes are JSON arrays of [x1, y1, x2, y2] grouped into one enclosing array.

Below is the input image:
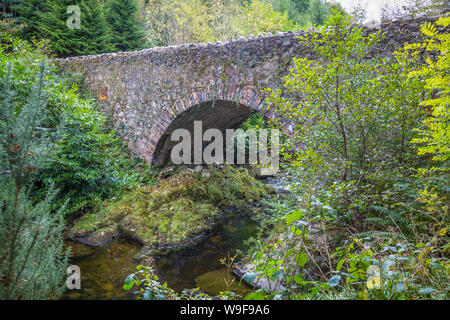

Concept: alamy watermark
[[170, 121, 279, 175], [66, 265, 81, 290], [67, 5, 81, 30]]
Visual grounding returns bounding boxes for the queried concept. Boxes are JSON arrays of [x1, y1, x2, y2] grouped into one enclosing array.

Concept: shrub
[[0, 63, 69, 300], [0, 32, 154, 216], [240, 12, 448, 301]]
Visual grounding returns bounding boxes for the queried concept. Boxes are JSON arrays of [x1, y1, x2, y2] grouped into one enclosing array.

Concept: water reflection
[[155, 215, 257, 293], [62, 215, 257, 299], [62, 239, 140, 300]]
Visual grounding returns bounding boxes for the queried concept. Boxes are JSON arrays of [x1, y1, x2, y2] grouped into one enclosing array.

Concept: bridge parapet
[[55, 15, 443, 165]]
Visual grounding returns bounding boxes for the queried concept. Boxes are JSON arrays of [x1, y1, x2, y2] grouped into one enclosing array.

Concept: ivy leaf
[[296, 252, 308, 267], [327, 275, 341, 287], [243, 272, 256, 284], [143, 290, 153, 300]]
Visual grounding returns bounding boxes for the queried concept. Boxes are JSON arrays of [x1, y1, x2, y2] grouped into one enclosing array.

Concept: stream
[[62, 214, 258, 300], [62, 176, 291, 300]]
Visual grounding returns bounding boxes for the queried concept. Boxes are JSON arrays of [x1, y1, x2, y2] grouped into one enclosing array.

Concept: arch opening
[[153, 100, 258, 166]]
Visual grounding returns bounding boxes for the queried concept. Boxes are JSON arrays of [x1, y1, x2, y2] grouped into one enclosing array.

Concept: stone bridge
[[55, 15, 439, 166]]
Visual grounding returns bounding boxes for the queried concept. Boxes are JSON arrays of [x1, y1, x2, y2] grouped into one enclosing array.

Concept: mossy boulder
[[83, 226, 120, 246], [71, 210, 108, 237], [195, 268, 251, 297], [71, 165, 275, 250]]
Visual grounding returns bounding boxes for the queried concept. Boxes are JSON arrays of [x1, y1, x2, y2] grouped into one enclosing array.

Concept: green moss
[[72, 165, 273, 248], [189, 164, 274, 206], [84, 225, 120, 245], [71, 211, 108, 236], [195, 268, 251, 297]]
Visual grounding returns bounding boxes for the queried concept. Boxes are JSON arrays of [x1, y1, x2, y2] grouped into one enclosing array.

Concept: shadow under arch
[[153, 100, 259, 166]]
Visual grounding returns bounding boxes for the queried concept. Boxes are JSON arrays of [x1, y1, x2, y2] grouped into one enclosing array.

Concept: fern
[[358, 230, 405, 241], [366, 205, 415, 238]]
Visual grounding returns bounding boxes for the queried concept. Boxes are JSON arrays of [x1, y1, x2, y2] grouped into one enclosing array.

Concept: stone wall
[[55, 15, 444, 165]]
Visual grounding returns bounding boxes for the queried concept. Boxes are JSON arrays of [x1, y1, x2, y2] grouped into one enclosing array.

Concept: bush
[[265, 10, 428, 223], [0, 62, 69, 300], [240, 12, 449, 301], [0, 32, 154, 216]]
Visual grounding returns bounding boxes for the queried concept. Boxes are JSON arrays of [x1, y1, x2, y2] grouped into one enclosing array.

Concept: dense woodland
[[0, 0, 344, 56], [0, 0, 449, 300]]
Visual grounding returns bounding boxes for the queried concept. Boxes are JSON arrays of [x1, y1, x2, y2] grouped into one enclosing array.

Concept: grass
[[71, 164, 275, 249]]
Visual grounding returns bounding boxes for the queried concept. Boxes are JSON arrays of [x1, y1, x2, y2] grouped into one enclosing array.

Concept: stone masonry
[[55, 15, 444, 165]]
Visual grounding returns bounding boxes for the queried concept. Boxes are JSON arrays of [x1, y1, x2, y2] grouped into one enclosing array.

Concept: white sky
[[328, 0, 409, 22]]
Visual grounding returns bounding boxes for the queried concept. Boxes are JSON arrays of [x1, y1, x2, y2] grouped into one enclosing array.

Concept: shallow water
[[62, 214, 258, 299], [62, 239, 140, 300], [154, 215, 257, 292]]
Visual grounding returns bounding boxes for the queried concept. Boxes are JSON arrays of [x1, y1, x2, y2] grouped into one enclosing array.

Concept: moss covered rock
[[84, 226, 120, 246], [71, 165, 275, 250], [195, 268, 251, 297]]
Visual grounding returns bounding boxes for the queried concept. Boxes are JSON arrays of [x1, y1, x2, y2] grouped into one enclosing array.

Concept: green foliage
[[265, 0, 346, 27], [6, 0, 344, 56], [106, 0, 145, 51], [12, 0, 45, 40], [35, 0, 79, 57], [35, 92, 152, 215], [143, 0, 296, 47], [0, 62, 69, 300], [124, 264, 214, 300], [124, 262, 246, 300], [36, 0, 115, 57], [408, 16, 450, 162], [0, 34, 154, 215], [241, 11, 449, 301], [381, 0, 448, 21], [265, 10, 427, 202], [72, 165, 273, 247], [237, 0, 296, 35]]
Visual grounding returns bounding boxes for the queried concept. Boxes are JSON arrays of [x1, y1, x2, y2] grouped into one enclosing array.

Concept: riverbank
[[68, 164, 276, 254], [63, 210, 263, 299], [63, 164, 280, 299]]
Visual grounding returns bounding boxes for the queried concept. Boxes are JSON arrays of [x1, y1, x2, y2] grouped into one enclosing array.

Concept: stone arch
[[151, 88, 269, 166], [54, 15, 439, 166]]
